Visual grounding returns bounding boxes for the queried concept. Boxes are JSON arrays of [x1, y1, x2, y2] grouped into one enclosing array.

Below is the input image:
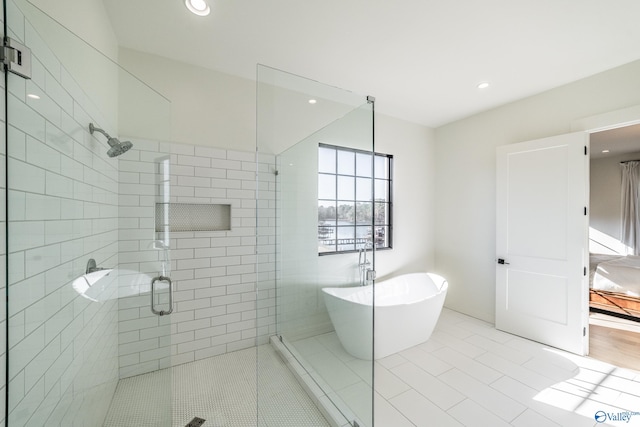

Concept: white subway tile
[[45, 71, 73, 114], [120, 338, 160, 356], [11, 158, 45, 193], [45, 172, 74, 199], [24, 335, 60, 391], [120, 160, 155, 174], [8, 126, 26, 161], [172, 165, 195, 176], [194, 187, 226, 198], [211, 332, 241, 347], [227, 150, 255, 162], [171, 186, 195, 197], [211, 178, 241, 189], [211, 159, 242, 170], [177, 175, 210, 188], [227, 301, 255, 314], [194, 146, 226, 159], [176, 319, 210, 333], [194, 267, 227, 279], [228, 170, 255, 181], [119, 353, 140, 367], [8, 95, 46, 142], [194, 167, 226, 178], [10, 324, 45, 374], [9, 221, 44, 252], [44, 122, 73, 157], [44, 220, 73, 245], [177, 338, 212, 354], [26, 85, 62, 128]]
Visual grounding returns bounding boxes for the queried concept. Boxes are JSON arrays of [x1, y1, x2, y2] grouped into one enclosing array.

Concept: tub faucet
[[358, 242, 373, 285]]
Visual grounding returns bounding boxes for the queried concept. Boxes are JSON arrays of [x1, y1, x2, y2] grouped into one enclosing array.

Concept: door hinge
[[584, 146, 588, 156], [584, 267, 587, 276], [584, 207, 587, 215], [1, 37, 32, 79], [583, 327, 586, 337]]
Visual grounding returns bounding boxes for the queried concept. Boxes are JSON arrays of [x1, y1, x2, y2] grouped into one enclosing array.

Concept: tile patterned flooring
[[104, 345, 328, 427], [106, 307, 640, 426], [293, 308, 640, 427]]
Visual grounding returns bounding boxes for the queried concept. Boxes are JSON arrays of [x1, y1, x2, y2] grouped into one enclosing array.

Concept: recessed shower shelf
[[155, 203, 231, 232]]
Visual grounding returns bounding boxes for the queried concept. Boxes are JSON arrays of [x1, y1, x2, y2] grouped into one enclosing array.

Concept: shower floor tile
[[103, 345, 329, 427]]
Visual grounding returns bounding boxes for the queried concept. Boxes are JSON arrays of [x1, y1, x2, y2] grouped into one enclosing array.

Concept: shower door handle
[[151, 275, 173, 316]]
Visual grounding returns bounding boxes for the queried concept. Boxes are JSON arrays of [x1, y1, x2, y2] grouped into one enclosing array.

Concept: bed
[[589, 254, 640, 318]]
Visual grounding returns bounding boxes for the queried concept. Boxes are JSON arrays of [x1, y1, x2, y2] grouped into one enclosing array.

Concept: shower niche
[[155, 203, 232, 232]]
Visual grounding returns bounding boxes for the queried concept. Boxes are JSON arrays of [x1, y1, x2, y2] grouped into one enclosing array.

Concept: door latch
[[497, 258, 510, 265]]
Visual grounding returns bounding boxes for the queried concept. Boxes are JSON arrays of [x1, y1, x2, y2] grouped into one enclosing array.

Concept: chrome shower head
[[89, 123, 133, 157], [106, 138, 133, 157]]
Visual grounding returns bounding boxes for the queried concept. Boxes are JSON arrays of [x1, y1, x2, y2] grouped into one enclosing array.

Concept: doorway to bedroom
[[588, 123, 640, 371]]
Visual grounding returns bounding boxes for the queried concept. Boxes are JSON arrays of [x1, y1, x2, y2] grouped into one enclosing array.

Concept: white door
[[496, 132, 589, 355]]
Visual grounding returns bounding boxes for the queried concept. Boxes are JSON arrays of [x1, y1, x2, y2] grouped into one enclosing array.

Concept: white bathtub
[[322, 272, 448, 360]]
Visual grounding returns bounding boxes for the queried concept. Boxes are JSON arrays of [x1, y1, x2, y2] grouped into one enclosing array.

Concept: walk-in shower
[[2, 1, 375, 426], [3, 0, 173, 425], [89, 123, 134, 157], [256, 65, 376, 426]]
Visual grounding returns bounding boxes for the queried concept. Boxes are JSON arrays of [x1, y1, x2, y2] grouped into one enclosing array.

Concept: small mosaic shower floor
[[103, 345, 329, 427]]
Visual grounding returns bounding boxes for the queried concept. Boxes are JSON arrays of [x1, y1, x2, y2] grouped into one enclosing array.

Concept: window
[[318, 144, 393, 254]]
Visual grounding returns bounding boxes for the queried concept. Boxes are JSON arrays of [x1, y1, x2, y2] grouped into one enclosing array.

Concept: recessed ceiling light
[[185, 0, 210, 16], [308, 99, 317, 104], [27, 93, 40, 99], [602, 150, 610, 153], [477, 82, 490, 89]]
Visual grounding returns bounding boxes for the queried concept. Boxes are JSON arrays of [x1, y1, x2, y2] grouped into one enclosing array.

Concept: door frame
[[572, 105, 640, 353]]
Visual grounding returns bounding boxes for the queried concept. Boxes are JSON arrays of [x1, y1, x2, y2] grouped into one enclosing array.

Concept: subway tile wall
[[2, 5, 280, 427], [117, 141, 277, 377], [4, 5, 121, 427]]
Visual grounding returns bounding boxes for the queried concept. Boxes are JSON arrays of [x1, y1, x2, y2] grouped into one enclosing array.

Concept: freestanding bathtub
[[322, 272, 448, 360]]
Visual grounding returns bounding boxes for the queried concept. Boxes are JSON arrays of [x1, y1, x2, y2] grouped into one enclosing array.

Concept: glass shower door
[[3, 0, 173, 425], [257, 65, 375, 426]]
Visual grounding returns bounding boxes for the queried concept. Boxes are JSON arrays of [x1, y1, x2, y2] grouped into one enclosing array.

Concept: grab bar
[[150, 275, 173, 316]]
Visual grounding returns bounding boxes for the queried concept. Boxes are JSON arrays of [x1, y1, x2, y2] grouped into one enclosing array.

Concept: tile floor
[[104, 345, 328, 427], [105, 307, 640, 426], [292, 308, 640, 427]]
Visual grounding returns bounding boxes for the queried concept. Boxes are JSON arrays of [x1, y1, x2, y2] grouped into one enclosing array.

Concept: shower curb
[[269, 336, 364, 427]]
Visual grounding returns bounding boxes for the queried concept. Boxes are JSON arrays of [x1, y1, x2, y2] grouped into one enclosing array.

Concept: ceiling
[[103, 0, 640, 128], [591, 124, 640, 159]]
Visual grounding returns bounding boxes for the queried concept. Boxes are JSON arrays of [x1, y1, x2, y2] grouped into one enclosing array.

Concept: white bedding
[[592, 255, 640, 297]]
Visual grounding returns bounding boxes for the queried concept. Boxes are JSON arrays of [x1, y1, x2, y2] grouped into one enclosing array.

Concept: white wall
[[375, 115, 435, 279], [435, 59, 640, 323], [590, 150, 640, 254], [26, 0, 118, 59], [118, 48, 256, 149]]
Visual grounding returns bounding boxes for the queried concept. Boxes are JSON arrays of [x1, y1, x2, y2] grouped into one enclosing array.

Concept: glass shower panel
[[257, 65, 374, 427], [4, 0, 172, 425]]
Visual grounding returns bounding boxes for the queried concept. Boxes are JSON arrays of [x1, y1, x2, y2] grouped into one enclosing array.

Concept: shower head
[[106, 138, 133, 158], [89, 123, 133, 157]]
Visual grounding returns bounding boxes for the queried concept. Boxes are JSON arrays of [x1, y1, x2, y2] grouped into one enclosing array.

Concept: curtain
[[621, 161, 640, 255]]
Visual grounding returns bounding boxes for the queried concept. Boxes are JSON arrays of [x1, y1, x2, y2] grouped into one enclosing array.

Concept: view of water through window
[[318, 144, 392, 254]]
